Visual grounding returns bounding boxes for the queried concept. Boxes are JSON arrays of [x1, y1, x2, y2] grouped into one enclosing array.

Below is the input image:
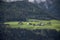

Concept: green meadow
[[4, 19, 60, 31]]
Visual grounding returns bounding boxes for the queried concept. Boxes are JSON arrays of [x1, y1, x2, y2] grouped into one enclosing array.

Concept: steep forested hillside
[[0, 1, 59, 21]]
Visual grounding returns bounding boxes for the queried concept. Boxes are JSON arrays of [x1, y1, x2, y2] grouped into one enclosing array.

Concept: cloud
[[29, 0, 34, 2], [41, 0, 46, 2], [29, 0, 46, 3]]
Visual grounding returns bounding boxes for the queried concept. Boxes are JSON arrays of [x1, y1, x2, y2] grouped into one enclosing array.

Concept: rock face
[[0, 26, 60, 40], [37, 0, 60, 19]]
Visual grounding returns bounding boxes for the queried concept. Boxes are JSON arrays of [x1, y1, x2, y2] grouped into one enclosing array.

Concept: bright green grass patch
[[4, 20, 60, 31]]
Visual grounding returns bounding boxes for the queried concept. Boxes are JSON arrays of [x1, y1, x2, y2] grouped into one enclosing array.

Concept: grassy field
[[4, 20, 60, 31]]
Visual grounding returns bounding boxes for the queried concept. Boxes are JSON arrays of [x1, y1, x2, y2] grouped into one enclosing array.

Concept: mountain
[[0, 1, 60, 21], [35, 0, 60, 19]]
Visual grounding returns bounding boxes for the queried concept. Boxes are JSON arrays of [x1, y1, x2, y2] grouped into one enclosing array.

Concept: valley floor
[[4, 20, 60, 31]]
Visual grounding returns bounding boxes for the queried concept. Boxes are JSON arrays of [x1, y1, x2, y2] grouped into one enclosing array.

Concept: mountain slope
[[37, 0, 60, 19], [0, 1, 59, 21]]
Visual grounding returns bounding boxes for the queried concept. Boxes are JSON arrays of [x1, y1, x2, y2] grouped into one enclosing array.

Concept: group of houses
[[18, 21, 51, 26]]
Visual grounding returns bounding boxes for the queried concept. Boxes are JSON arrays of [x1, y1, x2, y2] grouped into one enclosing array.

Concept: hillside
[[0, 1, 60, 22]]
